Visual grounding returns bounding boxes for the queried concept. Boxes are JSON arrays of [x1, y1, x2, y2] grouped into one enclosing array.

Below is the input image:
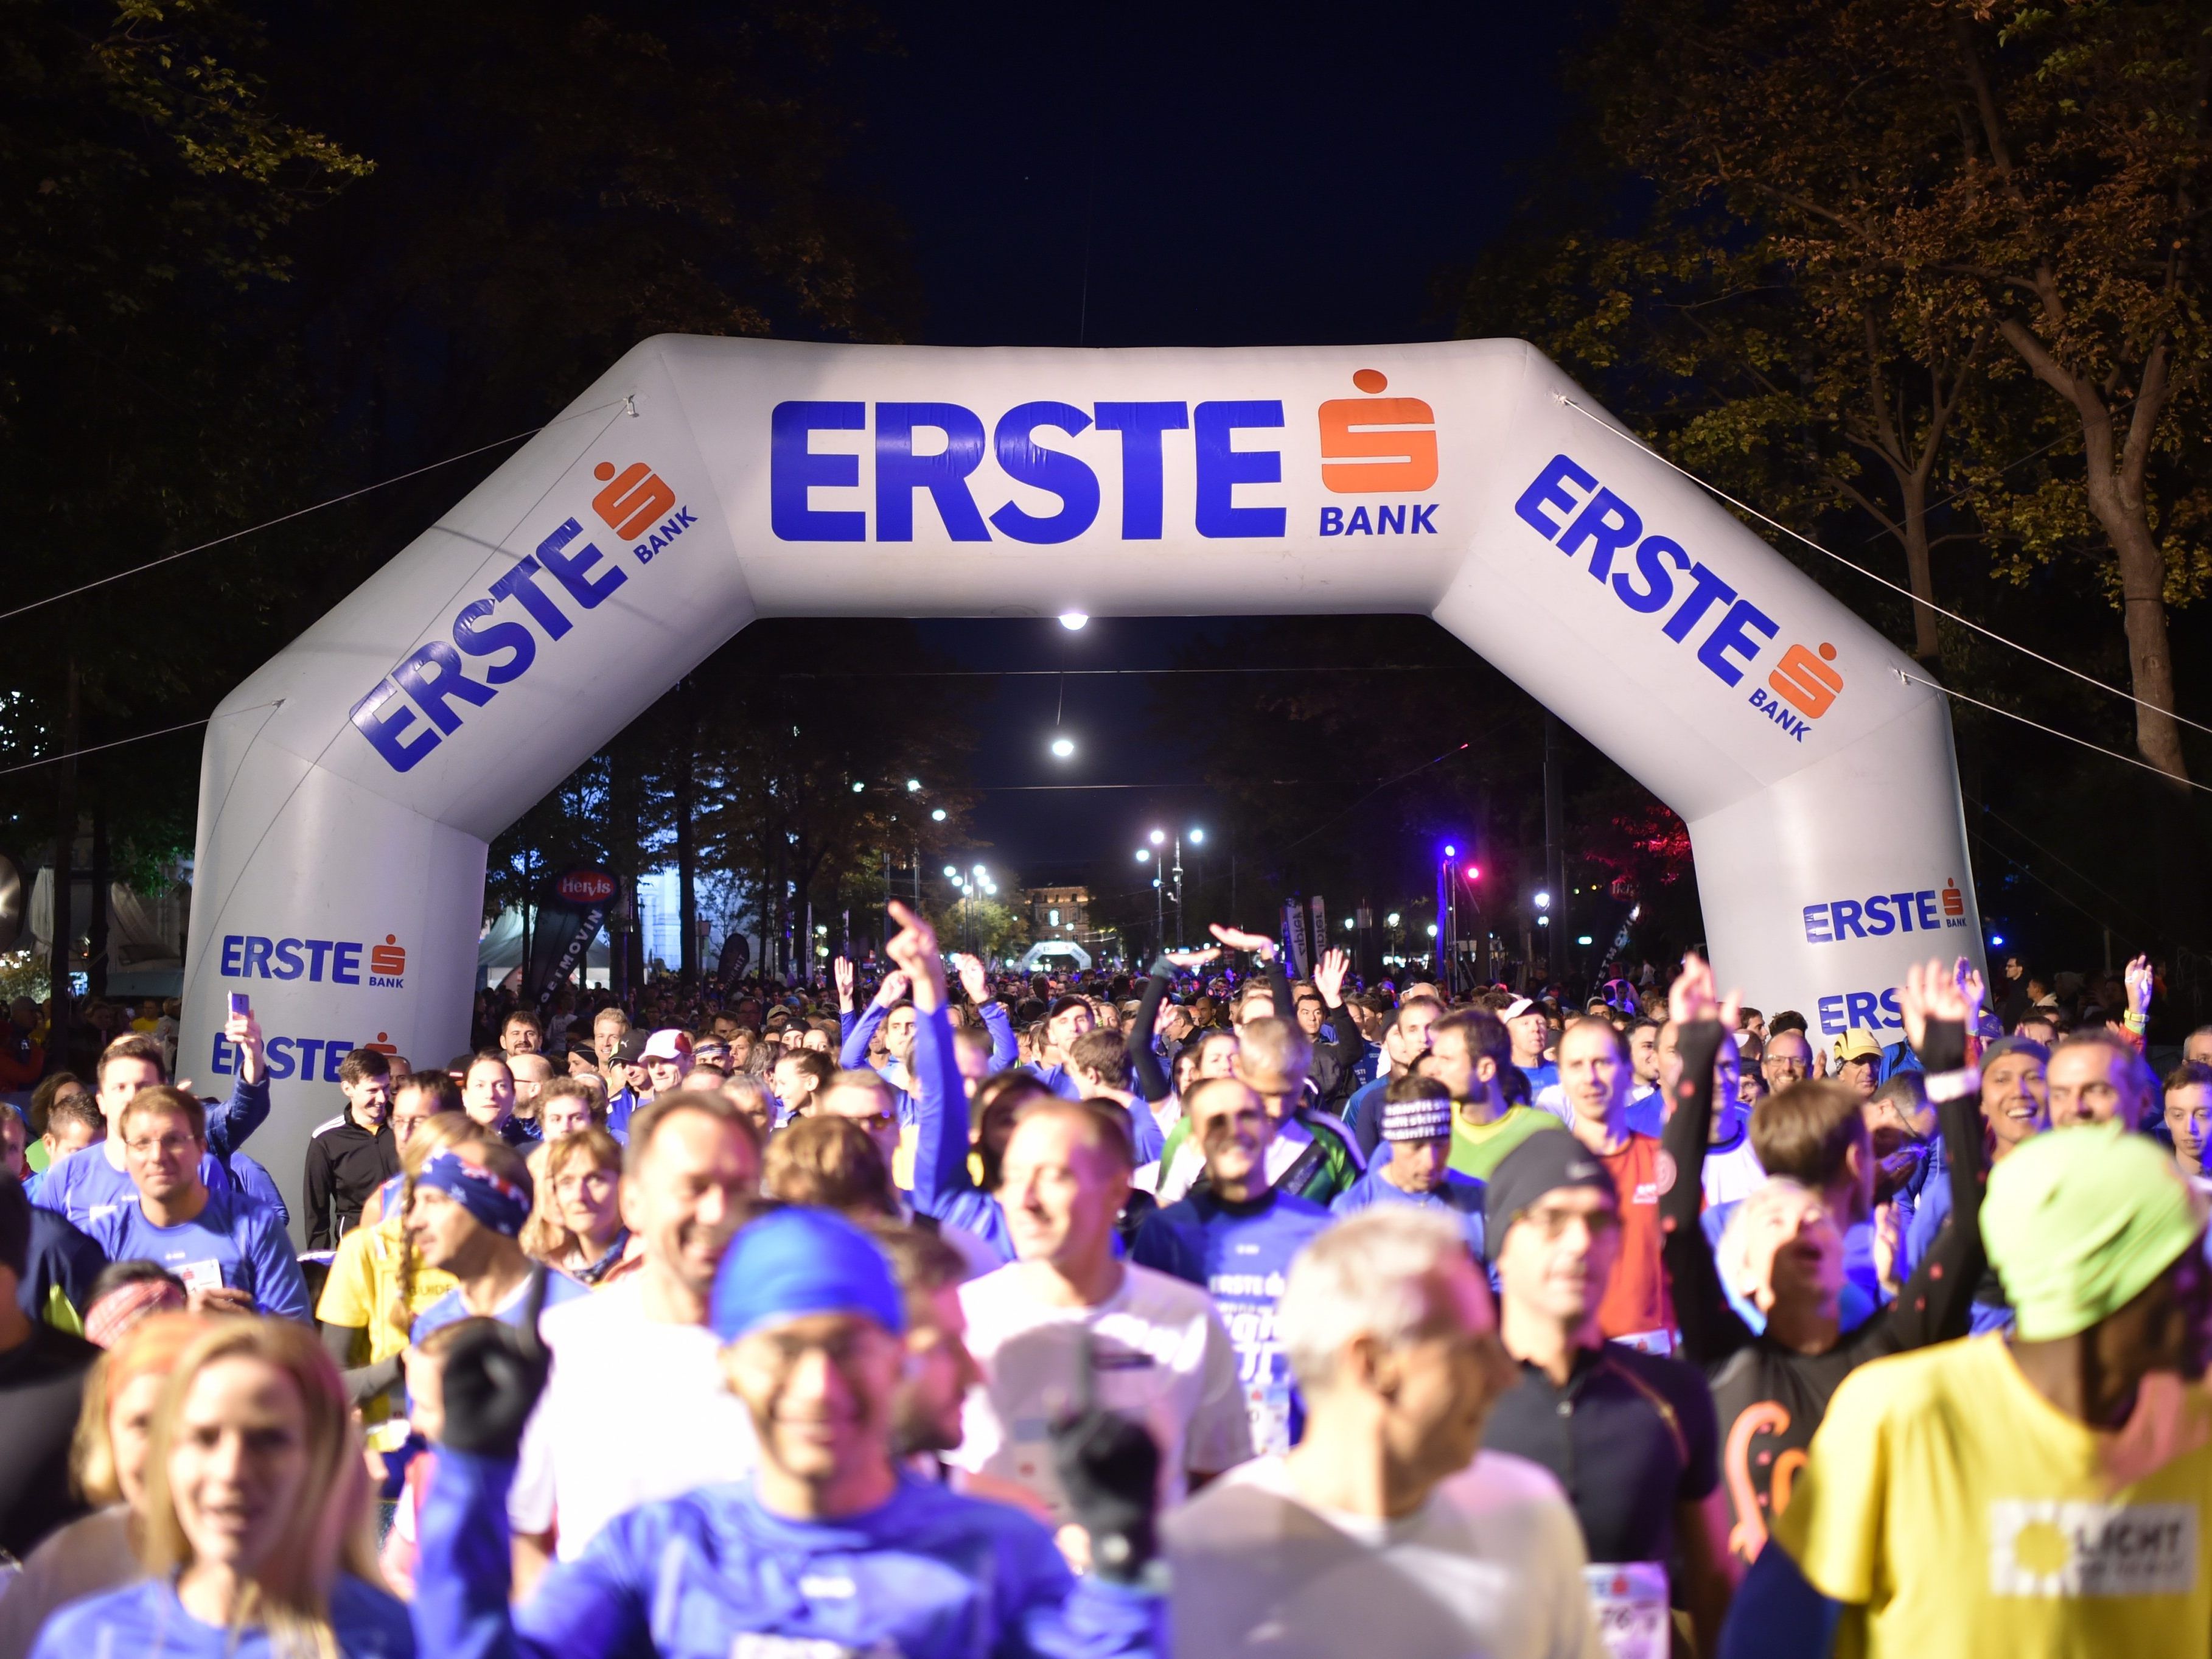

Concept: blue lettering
[[271, 938, 304, 981], [220, 935, 244, 976], [1092, 403, 1188, 539], [1661, 564, 1739, 643], [1802, 904, 1832, 944], [451, 599, 536, 685], [331, 942, 362, 986], [325, 1041, 349, 1083], [295, 1038, 325, 1081], [1347, 506, 1372, 536], [1863, 895, 1896, 937], [1613, 536, 1686, 615], [1194, 401, 1286, 538], [266, 1036, 295, 1081], [487, 557, 573, 640], [770, 401, 867, 541], [1319, 506, 1344, 536], [1891, 891, 1919, 934], [1916, 890, 1941, 931], [876, 403, 990, 542], [1411, 503, 1438, 534], [349, 677, 439, 772], [211, 1034, 233, 1075], [536, 519, 626, 609], [1695, 598, 1779, 687], [1817, 994, 1846, 1035], [989, 402, 1100, 544], [243, 937, 273, 979], [1831, 899, 1866, 940], [1378, 505, 1405, 534], [305, 940, 335, 982], [1557, 487, 1642, 582], [394, 640, 497, 736], [1879, 988, 1904, 1029], [1512, 454, 1597, 541], [1845, 991, 1879, 1027]]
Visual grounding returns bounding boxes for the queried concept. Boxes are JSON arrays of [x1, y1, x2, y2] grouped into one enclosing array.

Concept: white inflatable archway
[[183, 337, 1981, 1213]]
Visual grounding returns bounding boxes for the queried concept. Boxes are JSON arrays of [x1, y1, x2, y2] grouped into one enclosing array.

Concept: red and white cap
[[642, 1029, 694, 1063]]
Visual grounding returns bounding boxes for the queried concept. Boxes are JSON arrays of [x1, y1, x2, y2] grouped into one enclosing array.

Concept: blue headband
[[708, 1209, 906, 1344], [417, 1148, 532, 1238]]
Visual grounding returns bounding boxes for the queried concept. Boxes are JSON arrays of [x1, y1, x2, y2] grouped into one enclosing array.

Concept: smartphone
[[228, 991, 251, 1020]]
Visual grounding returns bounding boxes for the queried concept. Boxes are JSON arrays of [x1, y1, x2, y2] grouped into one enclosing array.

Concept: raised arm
[[1311, 949, 1364, 1093], [891, 907, 977, 1219], [202, 1008, 268, 1159], [954, 954, 1018, 1073], [1131, 949, 1219, 1106], [1660, 957, 1756, 1366], [838, 969, 905, 1069], [1884, 959, 1988, 1349]]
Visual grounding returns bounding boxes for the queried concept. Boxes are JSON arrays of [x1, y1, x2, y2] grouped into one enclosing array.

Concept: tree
[[1573, 0, 2211, 780]]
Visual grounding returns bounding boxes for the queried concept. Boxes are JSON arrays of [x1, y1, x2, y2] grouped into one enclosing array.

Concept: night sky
[[857, 0, 1586, 882]]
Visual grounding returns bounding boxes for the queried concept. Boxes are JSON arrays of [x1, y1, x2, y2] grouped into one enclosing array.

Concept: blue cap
[[707, 1208, 907, 1344]]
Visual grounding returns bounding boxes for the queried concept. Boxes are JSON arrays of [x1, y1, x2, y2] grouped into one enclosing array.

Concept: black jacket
[[302, 1113, 399, 1250]]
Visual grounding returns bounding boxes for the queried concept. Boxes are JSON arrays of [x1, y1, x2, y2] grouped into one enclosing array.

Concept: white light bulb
[[1050, 736, 1075, 758], [1058, 611, 1089, 630]]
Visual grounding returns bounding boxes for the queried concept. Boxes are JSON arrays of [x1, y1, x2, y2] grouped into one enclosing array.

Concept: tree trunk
[[2090, 487, 2189, 783], [675, 680, 698, 985], [47, 662, 79, 1069], [87, 783, 109, 1001], [1899, 467, 1941, 668]]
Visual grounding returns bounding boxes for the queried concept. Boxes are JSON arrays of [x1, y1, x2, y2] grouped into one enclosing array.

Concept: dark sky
[[857, 0, 1586, 883]]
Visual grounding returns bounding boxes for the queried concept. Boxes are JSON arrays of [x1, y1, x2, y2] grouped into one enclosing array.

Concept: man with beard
[[1134, 1076, 1334, 1456]]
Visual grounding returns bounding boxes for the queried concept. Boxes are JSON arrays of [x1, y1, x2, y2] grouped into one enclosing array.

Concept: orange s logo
[[369, 935, 406, 978], [1318, 370, 1437, 495], [1768, 642, 1844, 720], [592, 461, 677, 540]]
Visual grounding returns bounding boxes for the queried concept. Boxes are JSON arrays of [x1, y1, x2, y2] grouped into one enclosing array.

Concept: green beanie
[[1983, 1122, 2207, 1341]]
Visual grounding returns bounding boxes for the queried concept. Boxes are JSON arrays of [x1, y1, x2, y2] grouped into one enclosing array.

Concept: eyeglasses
[[122, 1133, 198, 1160], [1518, 1204, 1621, 1242]]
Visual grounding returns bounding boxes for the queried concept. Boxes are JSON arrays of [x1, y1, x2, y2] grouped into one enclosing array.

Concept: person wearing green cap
[[1735, 1118, 2212, 1659]]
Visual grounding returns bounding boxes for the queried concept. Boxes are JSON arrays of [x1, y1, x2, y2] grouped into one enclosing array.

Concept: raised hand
[[1162, 948, 1220, 971], [953, 952, 991, 1006], [1953, 957, 1986, 1027], [222, 1006, 266, 1084], [873, 968, 910, 1008], [1314, 947, 1349, 1007], [1899, 956, 1970, 1057], [1666, 953, 1739, 1037], [884, 901, 946, 1011], [1208, 924, 1277, 961], [2126, 954, 2154, 1019], [833, 956, 857, 1013]]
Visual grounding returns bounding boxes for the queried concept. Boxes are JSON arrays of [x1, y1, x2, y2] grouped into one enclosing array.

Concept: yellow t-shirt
[[1447, 1106, 1561, 1181], [314, 1217, 458, 1422], [1774, 1333, 2212, 1659]]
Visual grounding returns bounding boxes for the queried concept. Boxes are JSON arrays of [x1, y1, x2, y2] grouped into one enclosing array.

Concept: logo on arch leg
[[1318, 370, 1438, 494], [1768, 641, 1844, 719], [591, 461, 677, 539]]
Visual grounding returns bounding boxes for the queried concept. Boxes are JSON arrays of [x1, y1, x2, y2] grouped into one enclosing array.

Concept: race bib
[[176, 1259, 225, 1295], [1583, 1562, 1669, 1659]]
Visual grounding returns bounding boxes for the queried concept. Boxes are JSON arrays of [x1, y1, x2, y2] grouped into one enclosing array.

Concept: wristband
[[1924, 1067, 1981, 1105], [2125, 1011, 2149, 1033]]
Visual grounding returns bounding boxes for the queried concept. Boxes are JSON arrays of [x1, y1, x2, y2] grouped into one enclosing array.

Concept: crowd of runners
[[2, 907, 2210, 1658]]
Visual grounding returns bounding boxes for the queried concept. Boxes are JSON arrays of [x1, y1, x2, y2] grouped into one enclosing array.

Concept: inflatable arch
[[183, 337, 1982, 1210]]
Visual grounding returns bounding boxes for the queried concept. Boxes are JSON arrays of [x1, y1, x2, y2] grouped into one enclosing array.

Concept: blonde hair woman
[[27, 1318, 412, 1658], [0, 1314, 208, 1659], [518, 1128, 629, 1285]]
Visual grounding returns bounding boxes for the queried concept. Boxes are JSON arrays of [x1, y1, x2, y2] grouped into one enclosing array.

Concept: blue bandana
[[707, 1209, 905, 1344], [417, 1148, 532, 1238]]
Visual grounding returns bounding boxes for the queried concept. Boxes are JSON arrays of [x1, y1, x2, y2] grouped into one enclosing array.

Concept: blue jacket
[[34, 1071, 271, 1230], [413, 1450, 1160, 1659], [908, 1003, 1014, 1263]]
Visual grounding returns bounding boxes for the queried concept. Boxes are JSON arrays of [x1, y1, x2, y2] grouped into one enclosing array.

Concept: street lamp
[[931, 808, 947, 822], [905, 778, 921, 792], [1050, 736, 1076, 759]]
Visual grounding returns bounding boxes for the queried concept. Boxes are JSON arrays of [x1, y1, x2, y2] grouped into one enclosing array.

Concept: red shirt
[[1596, 1131, 1675, 1341]]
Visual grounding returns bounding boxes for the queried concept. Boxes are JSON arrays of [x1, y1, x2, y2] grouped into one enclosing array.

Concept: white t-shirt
[[1700, 1125, 1766, 1208], [1163, 1450, 1605, 1659], [508, 1276, 755, 1557], [951, 1260, 1252, 1521]]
